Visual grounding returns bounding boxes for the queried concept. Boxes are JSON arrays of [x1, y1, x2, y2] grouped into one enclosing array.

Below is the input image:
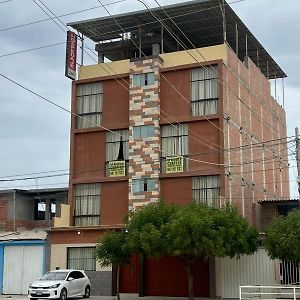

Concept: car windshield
[[40, 272, 68, 281]]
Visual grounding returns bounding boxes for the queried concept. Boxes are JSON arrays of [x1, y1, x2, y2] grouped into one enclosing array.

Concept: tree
[[95, 230, 130, 300], [126, 202, 258, 300], [126, 202, 178, 257], [165, 203, 258, 300], [265, 209, 300, 262]]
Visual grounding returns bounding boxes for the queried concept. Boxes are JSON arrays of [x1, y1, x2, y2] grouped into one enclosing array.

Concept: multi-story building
[[50, 0, 290, 297]]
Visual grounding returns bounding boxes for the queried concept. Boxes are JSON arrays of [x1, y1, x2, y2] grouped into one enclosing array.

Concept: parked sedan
[[28, 269, 91, 300]]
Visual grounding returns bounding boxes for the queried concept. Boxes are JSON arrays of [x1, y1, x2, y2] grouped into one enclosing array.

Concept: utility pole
[[296, 127, 300, 197]]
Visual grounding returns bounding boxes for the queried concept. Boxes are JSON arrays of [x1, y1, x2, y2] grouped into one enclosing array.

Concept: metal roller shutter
[[3, 245, 44, 294]]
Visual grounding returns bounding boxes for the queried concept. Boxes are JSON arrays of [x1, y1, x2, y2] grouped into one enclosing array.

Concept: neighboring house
[[0, 188, 67, 231], [50, 0, 290, 298], [0, 188, 68, 295]]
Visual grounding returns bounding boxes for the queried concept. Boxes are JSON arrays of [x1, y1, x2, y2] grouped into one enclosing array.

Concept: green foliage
[[126, 202, 178, 257], [165, 203, 258, 259], [95, 230, 130, 267], [265, 209, 300, 262], [125, 202, 258, 260]]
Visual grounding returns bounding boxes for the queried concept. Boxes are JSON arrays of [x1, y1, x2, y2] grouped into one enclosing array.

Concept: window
[[192, 175, 220, 207], [106, 130, 129, 177], [74, 183, 100, 226], [161, 124, 188, 173], [191, 65, 218, 116], [67, 248, 96, 271], [277, 205, 298, 217], [132, 72, 155, 87], [34, 199, 46, 220], [76, 82, 103, 129], [132, 178, 156, 193], [133, 125, 155, 138]]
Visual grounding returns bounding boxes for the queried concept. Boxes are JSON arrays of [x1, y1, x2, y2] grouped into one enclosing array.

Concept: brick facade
[[223, 47, 289, 224]]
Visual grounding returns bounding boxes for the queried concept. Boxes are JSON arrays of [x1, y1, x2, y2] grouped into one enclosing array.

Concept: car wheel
[[83, 286, 90, 298], [59, 288, 67, 300]]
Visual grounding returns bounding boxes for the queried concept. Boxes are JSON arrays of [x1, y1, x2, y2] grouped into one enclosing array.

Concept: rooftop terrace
[[69, 0, 286, 79]]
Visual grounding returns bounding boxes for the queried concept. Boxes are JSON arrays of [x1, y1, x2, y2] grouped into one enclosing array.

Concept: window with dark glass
[[191, 65, 218, 116]]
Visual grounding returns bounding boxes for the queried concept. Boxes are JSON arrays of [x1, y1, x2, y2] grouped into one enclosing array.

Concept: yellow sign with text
[[166, 156, 183, 173], [108, 160, 126, 177]]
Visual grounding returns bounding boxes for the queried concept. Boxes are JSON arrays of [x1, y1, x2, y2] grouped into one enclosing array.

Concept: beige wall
[[161, 43, 227, 68], [50, 243, 112, 271], [78, 44, 228, 80], [53, 204, 70, 228]]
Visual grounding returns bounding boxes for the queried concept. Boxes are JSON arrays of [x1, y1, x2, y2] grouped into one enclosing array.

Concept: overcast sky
[[0, 0, 299, 197]]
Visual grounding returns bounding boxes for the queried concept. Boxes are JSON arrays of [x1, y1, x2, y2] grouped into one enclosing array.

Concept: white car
[[28, 269, 91, 300]]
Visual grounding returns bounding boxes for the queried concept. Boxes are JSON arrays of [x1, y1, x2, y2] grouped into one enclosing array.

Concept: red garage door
[[119, 255, 139, 293], [145, 256, 210, 297]]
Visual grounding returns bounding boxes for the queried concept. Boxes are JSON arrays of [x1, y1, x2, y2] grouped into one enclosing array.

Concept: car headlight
[[29, 284, 33, 288], [50, 284, 60, 289]]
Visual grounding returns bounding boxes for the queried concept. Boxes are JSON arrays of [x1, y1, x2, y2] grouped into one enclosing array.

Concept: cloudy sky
[[0, 0, 299, 197]]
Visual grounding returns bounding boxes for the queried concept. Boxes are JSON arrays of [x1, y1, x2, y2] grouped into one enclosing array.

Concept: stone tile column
[[128, 56, 163, 211]]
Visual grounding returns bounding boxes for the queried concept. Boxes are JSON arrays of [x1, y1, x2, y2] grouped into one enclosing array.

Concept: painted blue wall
[[0, 240, 45, 294]]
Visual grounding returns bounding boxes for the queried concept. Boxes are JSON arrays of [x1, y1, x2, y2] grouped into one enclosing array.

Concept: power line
[[146, 0, 284, 137], [32, 0, 66, 33], [0, 41, 66, 58], [2, 1, 291, 173], [0, 153, 294, 183], [6, 0, 285, 157], [0, 136, 294, 181], [0, 0, 128, 32]]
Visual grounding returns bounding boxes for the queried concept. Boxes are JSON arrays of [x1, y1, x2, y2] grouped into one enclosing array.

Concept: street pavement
[[0, 294, 213, 300]]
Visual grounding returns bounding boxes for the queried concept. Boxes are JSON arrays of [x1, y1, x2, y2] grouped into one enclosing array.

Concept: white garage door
[[221, 248, 276, 298], [3, 245, 44, 294]]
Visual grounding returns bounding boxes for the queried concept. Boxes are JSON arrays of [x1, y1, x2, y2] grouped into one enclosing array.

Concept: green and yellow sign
[[166, 156, 183, 173], [108, 160, 126, 177]]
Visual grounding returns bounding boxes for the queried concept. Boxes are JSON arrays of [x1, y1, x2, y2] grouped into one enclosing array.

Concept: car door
[[66, 271, 81, 296], [73, 271, 86, 295]]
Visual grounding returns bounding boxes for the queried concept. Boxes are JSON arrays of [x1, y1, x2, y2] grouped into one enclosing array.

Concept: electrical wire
[[2, 0, 287, 157], [0, 41, 66, 58], [0, 1, 292, 190], [144, 0, 282, 137], [29, 0, 226, 154], [0, 0, 128, 32]]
